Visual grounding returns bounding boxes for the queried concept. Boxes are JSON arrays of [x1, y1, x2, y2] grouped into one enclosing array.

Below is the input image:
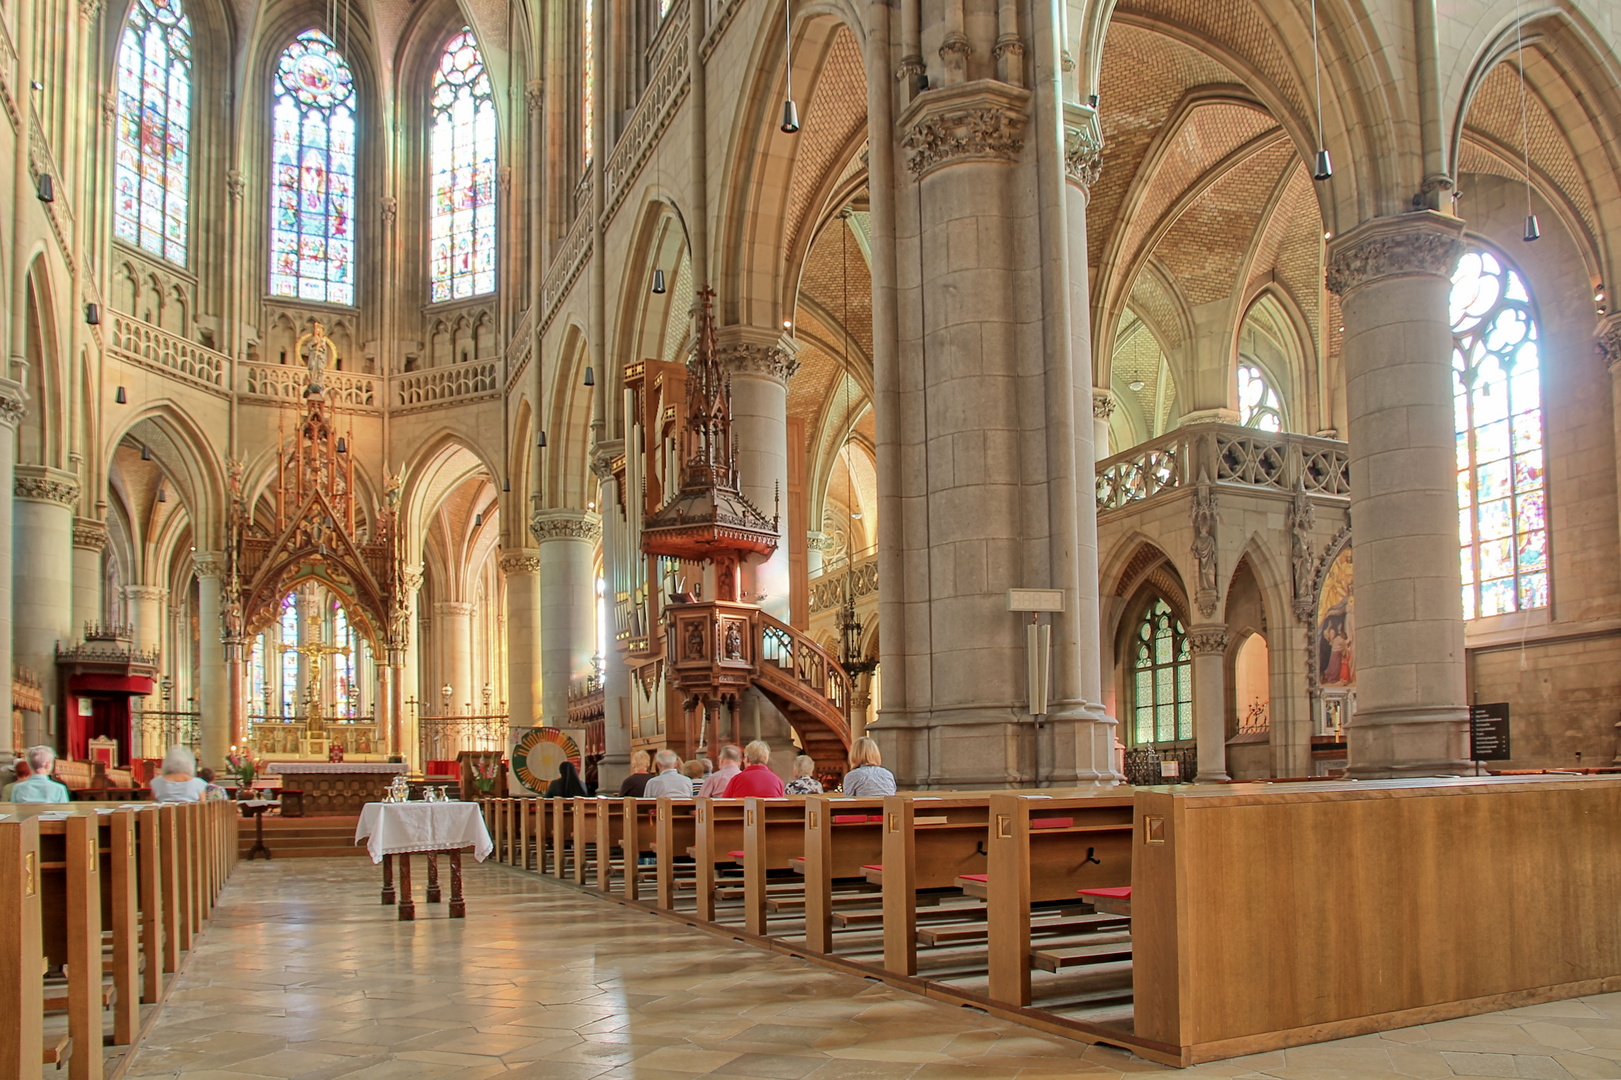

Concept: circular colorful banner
[[510, 727, 582, 794]]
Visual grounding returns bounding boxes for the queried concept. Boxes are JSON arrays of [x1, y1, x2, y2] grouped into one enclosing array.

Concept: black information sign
[[1469, 703, 1511, 761]]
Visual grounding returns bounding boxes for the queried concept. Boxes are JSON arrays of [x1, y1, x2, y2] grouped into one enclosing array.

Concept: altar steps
[[237, 815, 368, 859]]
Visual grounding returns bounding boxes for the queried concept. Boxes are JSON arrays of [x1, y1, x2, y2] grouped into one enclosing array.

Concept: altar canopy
[[223, 329, 409, 756]]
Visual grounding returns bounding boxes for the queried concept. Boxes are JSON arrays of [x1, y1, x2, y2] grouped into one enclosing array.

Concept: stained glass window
[[279, 597, 299, 717], [582, 0, 594, 166], [113, 0, 191, 265], [333, 600, 355, 718], [270, 30, 356, 305], [1452, 249, 1547, 619], [1237, 361, 1283, 432], [249, 637, 266, 715], [429, 29, 496, 302], [1132, 598, 1192, 745], [658, 0, 672, 18]]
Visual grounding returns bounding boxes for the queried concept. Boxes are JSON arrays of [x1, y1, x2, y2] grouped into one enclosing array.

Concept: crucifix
[[276, 611, 351, 735]]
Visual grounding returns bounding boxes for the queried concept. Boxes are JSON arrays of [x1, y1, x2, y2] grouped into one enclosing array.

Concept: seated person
[[1, 757, 30, 800], [784, 755, 823, 795], [697, 744, 742, 797], [10, 746, 70, 803], [680, 759, 706, 787], [198, 767, 230, 801], [641, 749, 695, 798], [545, 761, 587, 798], [150, 746, 210, 803], [724, 740, 786, 798], [618, 750, 653, 797], [840, 737, 897, 796]]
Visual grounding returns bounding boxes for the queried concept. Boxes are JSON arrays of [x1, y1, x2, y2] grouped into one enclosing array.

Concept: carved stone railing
[[392, 361, 501, 412], [602, 8, 690, 222], [808, 552, 879, 616], [0, 17, 19, 129], [242, 361, 381, 410], [702, 0, 748, 60], [1096, 422, 1351, 513], [540, 199, 593, 333], [108, 313, 227, 394], [505, 307, 532, 394]]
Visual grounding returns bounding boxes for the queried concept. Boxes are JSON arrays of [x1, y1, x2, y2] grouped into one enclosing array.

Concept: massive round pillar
[[501, 550, 543, 728], [1326, 212, 1471, 776], [435, 601, 474, 715], [0, 383, 25, 750], [13, 467, 77, 741], [532, 508, 600, 725], [71, 518, 106, 638], [715, 329, 796, 622]]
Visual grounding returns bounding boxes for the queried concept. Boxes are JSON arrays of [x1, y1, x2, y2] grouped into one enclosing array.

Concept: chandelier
[[833, 207, 878, 682]]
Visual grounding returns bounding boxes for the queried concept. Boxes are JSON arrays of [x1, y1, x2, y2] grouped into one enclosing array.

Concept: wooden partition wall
[[1131, 775, 1621, 1064]]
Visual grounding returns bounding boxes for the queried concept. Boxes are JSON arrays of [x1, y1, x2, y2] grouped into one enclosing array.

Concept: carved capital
[[499, 551, 543, 576], [435, 601, 475, 618], [380, 196, 397, 227], [1092, 388, 1116, 420], [938, 33, 971, 65], [530, 508, 602, 544], [14, 465, 79, 509], [526, 79, 544, 113], [897, 79, 1031, 180], [1598, 315, 1621, 372], [0, 378, 26, 430], [589, 438, 623, 483], [715, 337, 799, 384], [1325, 212, 1466, 298], [193, 552, 224, 579], [126, 584, 169, 604], [895, 55, 926, 83], [78, 0, 102, 21], [1063, 102, 1103, 191], [73, 517, 109, 551], [497, 166, 512, 195], [226, 169, 244, 202], [1186, 628, 1229, 656], [402, 565, 424, 594]]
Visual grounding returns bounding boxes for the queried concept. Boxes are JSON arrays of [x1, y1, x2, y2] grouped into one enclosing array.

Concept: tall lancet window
[[1452, 249, 1548, 620], [113, 0, 192, 265], [582, 0, 594, 165], [1131, 598, 1192, 746], [270, 30, 357, 305], [429, 29, 496, 302], [1236, 362, 1283, 432]]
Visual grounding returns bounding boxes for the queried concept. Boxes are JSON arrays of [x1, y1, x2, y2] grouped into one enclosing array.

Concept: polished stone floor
[[122, 858, 1621, 1079]]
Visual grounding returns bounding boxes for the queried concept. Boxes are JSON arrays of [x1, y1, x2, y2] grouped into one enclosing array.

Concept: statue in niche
[[1189, 472, 1220, 617], [297, 321, 336, 395], [724, 621, 743, 661], [684, 620, 706, 661]]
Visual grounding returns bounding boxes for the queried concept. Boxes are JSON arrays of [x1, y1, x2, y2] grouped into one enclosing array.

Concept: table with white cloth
[[354, 802, 494, 920]]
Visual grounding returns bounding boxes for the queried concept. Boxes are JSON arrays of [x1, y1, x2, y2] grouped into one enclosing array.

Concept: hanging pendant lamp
[[779, 0, 800, 133], [652, 268, 667, 294], [140, 443, 151, 461], [584, 366, 595, 387], [537, 430, 548, 449], [1514, 0, 1538, 242], [1310, 0, 1331, 181], [115, 386, 127, 404]]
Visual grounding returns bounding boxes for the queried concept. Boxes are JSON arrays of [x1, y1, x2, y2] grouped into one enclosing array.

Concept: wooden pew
[[800, 796, 888, 953], [137, 807, 166, 1004], [985, 793, 1134, 1008], [549, 798, 571, 878], [571, 798, 623, 890], [739, 798, 812, 935], [653, 797, 698, 910], [0, 815, 47, 1075], [506, 798, 522, 867], [157, 805, 181, 974], [880, 795, 991, 975], [618, 798, 658, 901], [691, 798, 749, 921]]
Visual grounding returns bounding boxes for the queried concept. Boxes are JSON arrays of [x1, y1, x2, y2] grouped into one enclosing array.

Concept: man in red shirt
[[723, 740, 785, 797]]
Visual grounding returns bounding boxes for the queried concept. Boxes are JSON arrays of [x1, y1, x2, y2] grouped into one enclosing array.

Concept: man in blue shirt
[[10, 746, 70, 803]]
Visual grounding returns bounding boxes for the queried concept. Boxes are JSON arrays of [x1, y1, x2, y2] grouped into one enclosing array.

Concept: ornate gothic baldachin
[[15, 470, 80, 508], [530, 510, 603, 544], [499, 552, 543, 576], [1325, 221, 1465, 296], [900, 84, 1030, 179], [1186, 629, 1229, 655], [716, 341, 799, 383]]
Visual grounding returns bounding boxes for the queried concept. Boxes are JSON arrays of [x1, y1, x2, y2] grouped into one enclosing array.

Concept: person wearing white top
[[641, 749, 696, 798], [149, 745, 210, 803], [839, 737, 897, 797]]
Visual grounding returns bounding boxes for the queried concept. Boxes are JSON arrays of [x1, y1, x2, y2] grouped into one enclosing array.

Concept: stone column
[[715, 329, 796, 621], [71, 518, 107, 639], [1092, 391, 1115, 462], [1188, 626, 1230, 782], [0, 382, 26, 749], [1326, 211, 1470, 776], [193, 555, 227, 768], [501, 550, 543, 727], [13, 466, 78, 743], [1600, 318, 1621, 565], [435, 601, 474, 715], [374, 659, 395, 757], [531, 509, 601, 723]]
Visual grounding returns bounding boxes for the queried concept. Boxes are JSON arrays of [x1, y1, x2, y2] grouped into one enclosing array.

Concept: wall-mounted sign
[[1007, 588, 1064, 612]]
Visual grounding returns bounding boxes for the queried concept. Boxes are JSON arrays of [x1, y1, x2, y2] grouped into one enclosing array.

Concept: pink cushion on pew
[[727, 850, 746, 859], [862, 864, 883, 872], [833, 814, 883, 824], [1031, 817, 1074, 830], [960, 874, 988, 882], [1079, 886, 1132, 899]]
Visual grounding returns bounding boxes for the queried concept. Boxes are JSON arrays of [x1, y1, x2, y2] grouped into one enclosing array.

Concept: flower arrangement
[[470, 760, 502, 793], [226, 747, 258, 790]]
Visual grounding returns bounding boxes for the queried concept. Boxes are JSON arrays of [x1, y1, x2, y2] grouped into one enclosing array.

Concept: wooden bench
[[802, 796, 888, 953], [653, 797, 698, 910], [985, 793, 1134, 1008], [691, 799, 748, 921], [549, 798, 573, 879], [879, 796, 992, 975], [740, 798, 812, 935], [618, 799, 659, 901]]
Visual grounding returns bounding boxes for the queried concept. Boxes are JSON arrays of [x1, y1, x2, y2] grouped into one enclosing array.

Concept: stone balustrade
[[393, 361, 502, 412], [109, 313, 227, 393], [242, 361, 381, 410], [1096, 422, 1351, 513], [808, 552, 879, 616]]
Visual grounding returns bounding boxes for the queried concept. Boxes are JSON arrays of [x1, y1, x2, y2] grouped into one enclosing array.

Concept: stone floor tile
[[1440, 1052, 1522, 1077]]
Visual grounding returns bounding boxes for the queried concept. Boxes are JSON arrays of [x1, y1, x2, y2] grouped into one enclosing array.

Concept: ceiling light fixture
[[1128, 380, 1145, 392], [779, 0, 800, 133], [1310, 0, 1331, 181], [652, 268, 666, 294], [85, 303, 100, 326], [115, 386, 127, 404], [140, 443, 151, 461], [1513, 0, 1538, 242], [36, 174, 54, 202], [474, 512, 483, 528], [537, 430, 548, 449], [583, 366, 595, 387]]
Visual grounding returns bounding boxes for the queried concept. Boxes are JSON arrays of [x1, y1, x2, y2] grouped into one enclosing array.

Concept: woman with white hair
[[9, 746, 69, 803], [150, 745, 209, 803]]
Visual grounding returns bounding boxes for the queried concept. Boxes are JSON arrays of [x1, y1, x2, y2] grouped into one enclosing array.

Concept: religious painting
[[1316, 544, 1354, 687], [510, 726, 583, 795]]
